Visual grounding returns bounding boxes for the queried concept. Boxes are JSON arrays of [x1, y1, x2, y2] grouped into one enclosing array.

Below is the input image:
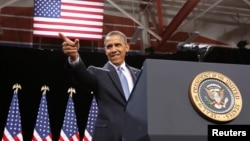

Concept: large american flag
[[59, 95, 80, 141], [33, 0, 104, 40], [83, 98, 98, 141], [1, 92, 23, 141], [32, 94, 52, 141]]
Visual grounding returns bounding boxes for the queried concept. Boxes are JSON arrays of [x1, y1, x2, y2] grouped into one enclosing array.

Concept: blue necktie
[[117, 67, 130, 100]]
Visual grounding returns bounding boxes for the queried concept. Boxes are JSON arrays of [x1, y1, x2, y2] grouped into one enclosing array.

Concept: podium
[[123, 59, 250, 141]]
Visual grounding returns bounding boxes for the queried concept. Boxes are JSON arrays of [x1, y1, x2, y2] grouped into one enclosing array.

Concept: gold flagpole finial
[[12, 83, 21, 94], [67, 87, 76, 97], [41, 85, 50, 95]]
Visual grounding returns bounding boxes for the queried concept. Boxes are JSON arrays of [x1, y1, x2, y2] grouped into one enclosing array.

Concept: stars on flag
[[32, 85, 52, 141], [59, 87, 80, 141], [2, 83, 23, 141]]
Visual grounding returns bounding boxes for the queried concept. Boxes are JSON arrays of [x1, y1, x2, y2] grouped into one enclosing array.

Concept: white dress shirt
[[109, 61, 134, 93], [69, 56, 134, 93]]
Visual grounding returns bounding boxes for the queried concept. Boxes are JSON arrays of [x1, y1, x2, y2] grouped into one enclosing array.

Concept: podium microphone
[[176, 42, 209, 51]]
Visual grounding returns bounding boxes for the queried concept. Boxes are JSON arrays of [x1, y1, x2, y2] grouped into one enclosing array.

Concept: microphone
[[176, 42, 210, 51]]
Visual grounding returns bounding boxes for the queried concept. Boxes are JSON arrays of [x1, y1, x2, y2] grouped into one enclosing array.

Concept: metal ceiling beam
[[178, 0, 223, 31], [242, 0, 250, 7], [139, 0, 151, 53], [130, 27, 143, 44], [156, 0, 164, 32], [156, 0, 200, 48], [106, 0, 162, 40], [0, 0, 18, 9]]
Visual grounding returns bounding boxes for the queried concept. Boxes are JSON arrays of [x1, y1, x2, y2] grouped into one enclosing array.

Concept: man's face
[[104, 34, 130, 66]]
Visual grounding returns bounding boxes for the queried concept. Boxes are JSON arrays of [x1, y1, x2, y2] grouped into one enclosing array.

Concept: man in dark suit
[[59, 31, 141, 141]]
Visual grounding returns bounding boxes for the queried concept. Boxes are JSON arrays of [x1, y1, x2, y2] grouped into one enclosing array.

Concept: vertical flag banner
[[83, 98, 98, 141], [59, 87, 80, 141], [33, 0, 104, 40], [2, 83, 23, 141], [32, 85, 52, 141]]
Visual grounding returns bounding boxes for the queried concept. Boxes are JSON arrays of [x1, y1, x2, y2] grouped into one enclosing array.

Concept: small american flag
[[83, 98, 98, 141], [32, 93, 52, 141], [59, 94, 80, 141], [1, 92, 23, 141], [33, 0, 104, 40]]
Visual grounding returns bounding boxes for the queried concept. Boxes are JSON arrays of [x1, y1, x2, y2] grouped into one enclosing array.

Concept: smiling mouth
[[110, 54, 120, 57]]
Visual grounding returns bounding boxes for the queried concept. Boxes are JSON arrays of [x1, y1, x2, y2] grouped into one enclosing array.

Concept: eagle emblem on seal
[[204, 84, 229, 109]]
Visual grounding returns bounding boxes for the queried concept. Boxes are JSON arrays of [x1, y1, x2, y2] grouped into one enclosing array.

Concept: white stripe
[[3, 128, 15, 141], [33, 130, 42, 141], [33, 24, 102, 32], [84, 130, 92, 141], [62, 0, 104, 7], [33, 17, 103, 26], [45, 135, 52, 141], [17, 132, 23, 141], [61, 5, 103, 13], [72, 134, 79, 141], [60, 130, 69, 141], [61, 12, 103, 19]]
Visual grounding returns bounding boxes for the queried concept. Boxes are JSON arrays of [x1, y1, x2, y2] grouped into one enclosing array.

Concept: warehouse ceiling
[[0, 0, 250, 54], [103, 0, 250, 53]]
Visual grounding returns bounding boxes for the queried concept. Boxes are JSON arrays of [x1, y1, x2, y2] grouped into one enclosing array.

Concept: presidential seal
[[189, 71, 242, 122]]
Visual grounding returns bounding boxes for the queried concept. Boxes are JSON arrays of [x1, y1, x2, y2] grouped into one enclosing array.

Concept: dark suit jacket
[[67, 58, 141, 141]]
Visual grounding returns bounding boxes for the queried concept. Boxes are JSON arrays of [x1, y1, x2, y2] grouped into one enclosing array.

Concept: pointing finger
[[58, 32, 67, 41]]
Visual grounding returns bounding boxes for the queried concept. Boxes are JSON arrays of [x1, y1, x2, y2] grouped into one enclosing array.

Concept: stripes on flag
[[83, 98, 98, 141], [1, 91, 23, 141], [33, 0, 104, 40], [32, 92, 52, 141], [59, 93, 80, 141]]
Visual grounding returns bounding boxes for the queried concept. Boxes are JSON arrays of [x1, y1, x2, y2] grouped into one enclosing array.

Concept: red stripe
[[33, 27, 102, 34], [73, 132, 80, 140], [32, 134, 52, 141], [61, 2, 104, 10], [33, 34, 102, 41], [47, 133, 53, 141], [34, 19, 102, 28], [61, 9, 103, 16], [32, 136, 38, 141], [59, 136, 64, 141], [14, 135, 21, 141], [83, 136, 90, 141], [2, 134, 8, 141]]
